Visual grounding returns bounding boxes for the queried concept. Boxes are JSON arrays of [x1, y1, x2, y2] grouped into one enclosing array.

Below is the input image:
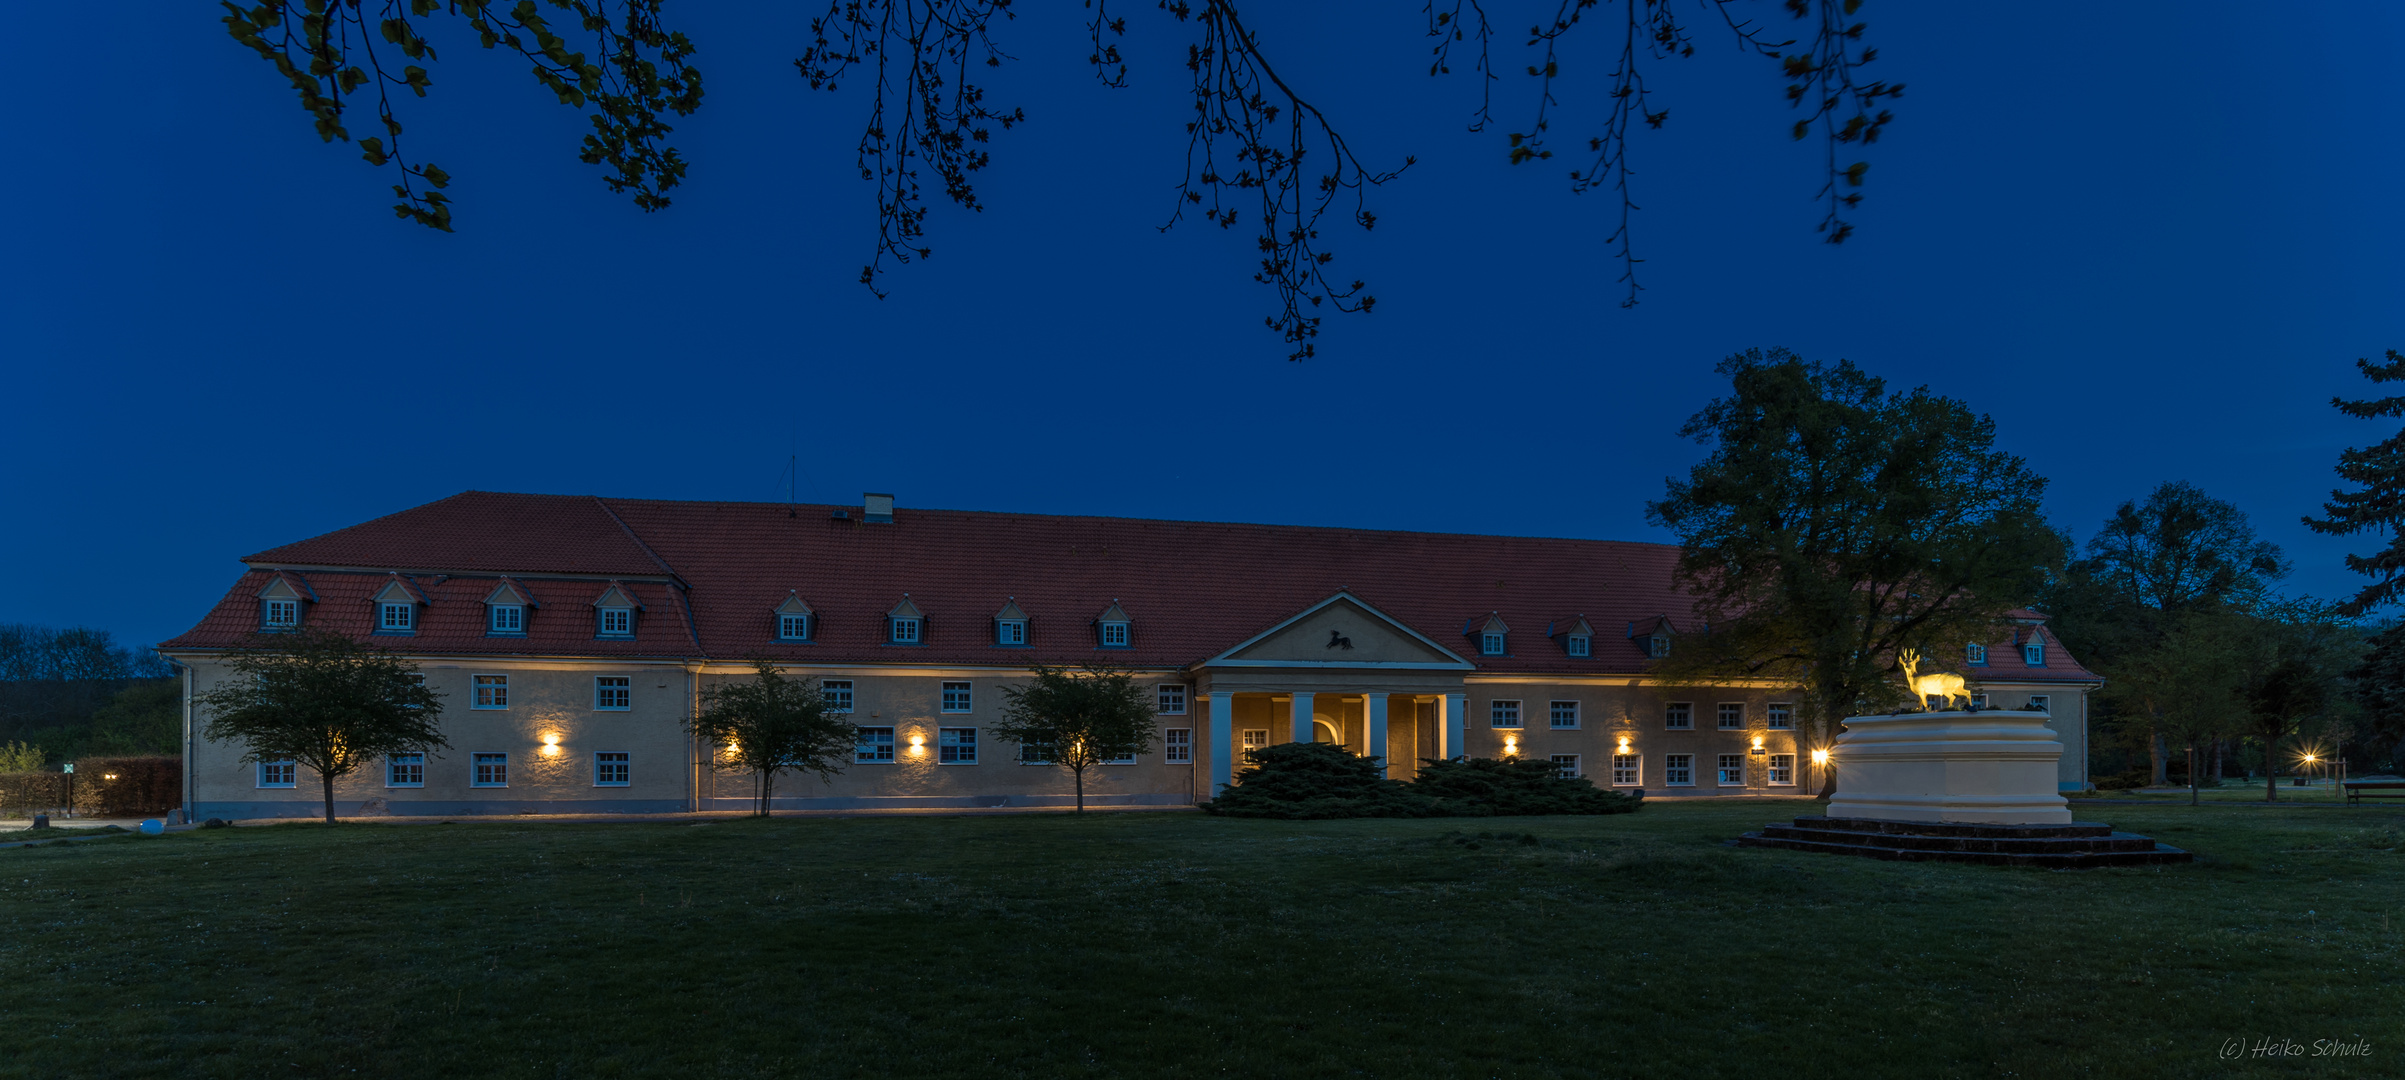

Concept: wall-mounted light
[[1616, 737, 1631, 754], [1811, 749, 1830, 766], [909, 734, 927, 755], [1751, 735, 1764, 750], [1503, 737, 1519, 756], [541, 733, 563, 756]]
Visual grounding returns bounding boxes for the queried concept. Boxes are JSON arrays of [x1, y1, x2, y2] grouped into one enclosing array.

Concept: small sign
[[1748, 747, 1767, 756], [61, 763, 73, 773]]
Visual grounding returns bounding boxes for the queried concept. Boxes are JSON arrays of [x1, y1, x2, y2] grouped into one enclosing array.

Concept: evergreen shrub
[[1200, 742, 1643, 819], [1409, 755, 1644, 816]]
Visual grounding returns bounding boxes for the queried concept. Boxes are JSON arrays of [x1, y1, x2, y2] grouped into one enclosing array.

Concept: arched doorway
[[1313, 716, 1341, 745]]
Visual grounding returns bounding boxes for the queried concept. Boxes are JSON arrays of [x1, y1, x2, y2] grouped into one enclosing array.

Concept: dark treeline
[[0, 624, 181, 766]]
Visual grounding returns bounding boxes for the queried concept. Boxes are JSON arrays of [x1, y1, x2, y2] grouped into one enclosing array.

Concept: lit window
[[1718, 754, 1745, 786], [1490, 699, 1522, 729], [258, 760, 296, 788], [1768, 754, 1796, 785], [472, 753, 508, 787], [779, 613, 810, 641], [1967, 642, 1988, 666], [1551, 754, 1581, 779], [1163, 728, 1192, 763], [1157, 684, 1187, 714], [473, 675, 508, 710], [997, 619, 1027, 646], [1718, 703, 1744, 730], [941, 682, 972, 713], [1767, 703, 1792, 730], [489, 604, 524, 634], [2024, 641, 2045, 666], [1611, 754, 1641, 786], [1664, 753, 1694, 786], [1100, 621, 1130, 647], [1550, 701, 1579, 729], [387, 754, 423, 787], [1566, 634, 1591, 658], [379, 603, 413, 633], [2028, 695, 2050, 713], [1241, 729, 1269, 761], [855, 727, 895, 763], [263, 599, 299, 628], [595, 676, 631, 710], [891, 618, 921, 644], [938, 728, 978, 764], [598, 608, 632, 636], [1665, 702, 1692, 730], [1481, 632, 1505, 656], [822, 680, 854, 713], [1648, 634, 1670, 659], [595, 752, 630, 786]]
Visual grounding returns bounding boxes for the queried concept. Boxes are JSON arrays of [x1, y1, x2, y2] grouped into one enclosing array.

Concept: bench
[[2342, 781, 2405, 806]]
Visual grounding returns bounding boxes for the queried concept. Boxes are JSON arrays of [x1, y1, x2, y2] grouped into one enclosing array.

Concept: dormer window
[[490, 605, 524, 634], [775, 591, 814, 642], [1094, 600, 1133, 649], [1567, 634, 1590, 657], [1555, 616, 1595, 658], [1481, 633, 1505, 656], [1649, 634, 1670, 659], [484, 579, 536, 637], [598, 608, 631, 636], [264, 599, 299, 629], [1967, 642, 1988, 666], [379, 603, 414, 632], [589, 582, 641, 639], [256, 572, 313, 631], [1469, 613, 1510, 657], [994, 598, 1030, 647], [887, 595, 926, 645], [2024, 639, 2045, 666]]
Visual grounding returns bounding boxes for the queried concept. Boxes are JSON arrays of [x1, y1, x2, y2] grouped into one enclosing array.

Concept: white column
[[1291, 692, 1315, 744], [1365, 693, 1389, 776], [1440, 693, 1468, 760], [1209, 691, 1234, 795]]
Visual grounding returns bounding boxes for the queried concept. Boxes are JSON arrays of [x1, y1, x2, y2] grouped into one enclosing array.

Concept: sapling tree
[[688, 659, 856, 816], [196, 628, 446, 824], [994, 664, 1157, 812]]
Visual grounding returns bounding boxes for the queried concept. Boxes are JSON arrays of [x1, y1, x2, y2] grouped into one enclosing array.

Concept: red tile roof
[[165, 492, 2098, 681]]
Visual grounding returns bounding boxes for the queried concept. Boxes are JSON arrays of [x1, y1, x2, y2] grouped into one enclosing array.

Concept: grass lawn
[[4, 800, 2401, 1079]]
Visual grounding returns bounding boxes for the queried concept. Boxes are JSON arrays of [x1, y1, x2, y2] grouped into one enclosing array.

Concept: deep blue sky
[[5, 3, 2400, 651]]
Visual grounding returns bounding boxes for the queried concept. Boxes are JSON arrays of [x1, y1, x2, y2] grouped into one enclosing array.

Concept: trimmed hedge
[[0, 755, 180, 817], [1200, 742, 1642, 819]]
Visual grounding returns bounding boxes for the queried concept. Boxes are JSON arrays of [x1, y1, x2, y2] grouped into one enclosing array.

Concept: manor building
[[162, 492, 2099, 818]]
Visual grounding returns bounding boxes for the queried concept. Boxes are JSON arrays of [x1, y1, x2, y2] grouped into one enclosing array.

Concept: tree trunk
[[2150, 729, 2170, 787], [758, 768, 774, 817], [2187, 742, 2199, 806], [2265, 734, 2280, 802], [2211, 739, 2224, 786], [322, 769, 337, 825], [1074, 765, 1086, 813]]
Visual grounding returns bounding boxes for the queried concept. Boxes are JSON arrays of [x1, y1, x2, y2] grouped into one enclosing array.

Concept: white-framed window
[[473, 674, 508, 710], [1099, 621, 1130, 647], [594, 752, 630, 786], [891, 617, 921, 644], [2028, 695, 2050, 713], [1549, 700, 1580, 729], [1018, 739, 1054, 765], [941, 681, 973, 713], [2024, 640, 2045, 666], [1163, 728, 1191, 763], [387, 753, 424, 787], [1768, 754, 1796, 785], [855, 727, 895, 763], [1648, 634, 1670, 659], [1664, 753, 1694, 786], [1767, 703, 1792, 730], [1102, 749, 1137, 765], [1480, 632, 1505, 656], [489, 604, 524, 634], [1611, 754, 1641, 786], [997, 619, 1027, 646], [822, 680, 854, 713], [1241, 729, 1269, 761], [1665, 702, 1692, 730], [779, 613, 810, 641], [1718, 703, 1744, 730], [1566, 634, 1591, 658], [939, 727, 978, 764], [598, 607, 632, 636], [263, 599, 299, 628], [1157, 684, 1187, 714], [1717, 754, 1745, 786], [472, 753, 508, 787], [379, 602, 413, 632], [1551, 754, 1581, 779], [1967, 642, 1988, 666], [258, 759, 296, 788], [1490, 699, 1522, 729], [595, 676, 631, 710]]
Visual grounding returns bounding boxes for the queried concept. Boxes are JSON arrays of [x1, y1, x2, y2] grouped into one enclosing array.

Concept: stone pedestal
[[1823, 709, 2071, 825]]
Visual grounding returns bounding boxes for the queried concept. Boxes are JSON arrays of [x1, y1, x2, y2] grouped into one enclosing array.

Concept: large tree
[[1646, 348, 2066, 796], [688, 660, 856, 816], [2229, 599, 2362, 802], [2305, 349, 2405, 615], [218, 0, 1902, 358], [2101, 609, 2245, 805], [994, 663, 1158, 812], [196, 628, 447, 824]]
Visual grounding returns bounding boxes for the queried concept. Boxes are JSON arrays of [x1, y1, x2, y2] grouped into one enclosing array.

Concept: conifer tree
[[2305, 349, 2405, 616]]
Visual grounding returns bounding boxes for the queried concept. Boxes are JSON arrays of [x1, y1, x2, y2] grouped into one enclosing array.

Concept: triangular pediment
[[776, 591, 814, 616], [592, 582, 643, 610], [1208, 593, 1472, 669], [888, 595, 924, 620], [258, 576, 305, 602], [485, 579, 536, 607], [994, 598, 1028, 621], [1554, 616, 1594, 639], [372, 577, 425, 605], [1095, 600, 1130, 624], [1468, 613, 1509, 636]]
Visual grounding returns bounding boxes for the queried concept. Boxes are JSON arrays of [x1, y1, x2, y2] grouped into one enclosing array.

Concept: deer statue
[[1897, 648, 1971, 710]]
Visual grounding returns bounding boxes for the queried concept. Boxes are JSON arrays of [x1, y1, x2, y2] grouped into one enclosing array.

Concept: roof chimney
[[863, 492, 895, 524]]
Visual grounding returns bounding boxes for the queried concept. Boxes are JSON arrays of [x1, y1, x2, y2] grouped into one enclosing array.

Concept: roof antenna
[[780, 452, 797, 518]]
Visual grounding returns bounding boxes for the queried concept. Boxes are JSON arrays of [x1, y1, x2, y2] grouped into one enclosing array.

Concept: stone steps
[[1736, 816, 2193, 868]]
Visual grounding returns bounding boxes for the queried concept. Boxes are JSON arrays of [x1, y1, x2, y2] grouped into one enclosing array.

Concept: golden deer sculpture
[[1898, 648, 1971, 710]]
